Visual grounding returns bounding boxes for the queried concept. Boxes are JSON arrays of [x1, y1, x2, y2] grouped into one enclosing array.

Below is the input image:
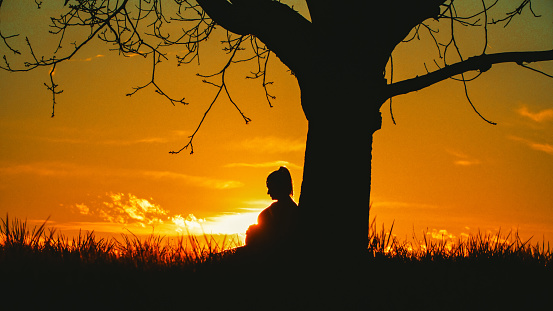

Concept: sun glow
[[203, 210, 262, 234], [172, 214, 205, 233], [168, 199, 273, 236], [62, 193, 273, 239]]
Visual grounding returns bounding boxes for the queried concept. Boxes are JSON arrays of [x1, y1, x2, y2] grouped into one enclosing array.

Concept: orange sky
[[1, 0, 552, 245]]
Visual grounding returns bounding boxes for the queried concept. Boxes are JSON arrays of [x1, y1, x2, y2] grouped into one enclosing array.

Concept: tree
[[1, 0, 552, 254]]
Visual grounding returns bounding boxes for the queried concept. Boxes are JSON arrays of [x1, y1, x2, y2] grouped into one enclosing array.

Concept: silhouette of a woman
[[246, 167, 298, 248]]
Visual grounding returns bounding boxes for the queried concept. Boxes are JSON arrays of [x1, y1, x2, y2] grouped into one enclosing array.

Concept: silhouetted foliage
[[1, 215, 552, 309]]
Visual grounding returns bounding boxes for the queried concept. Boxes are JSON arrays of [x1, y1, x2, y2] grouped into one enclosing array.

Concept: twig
[[518, 63, 553, 79], [43, 63, 63, 117], [170, 35, 252, 154], [0, 31, 21, 55]]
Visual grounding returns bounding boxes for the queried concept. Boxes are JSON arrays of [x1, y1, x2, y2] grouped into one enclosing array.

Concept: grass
[[0, 214, 240, 268], [366, 218, 552, 265], [1, 214, 552, 310]]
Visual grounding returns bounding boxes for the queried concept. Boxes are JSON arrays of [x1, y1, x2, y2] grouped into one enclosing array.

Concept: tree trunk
[[297, 71, 385, 254]]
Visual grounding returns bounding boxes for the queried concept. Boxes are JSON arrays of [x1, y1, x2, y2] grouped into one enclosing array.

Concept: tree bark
[[296, 70, 386, 254]]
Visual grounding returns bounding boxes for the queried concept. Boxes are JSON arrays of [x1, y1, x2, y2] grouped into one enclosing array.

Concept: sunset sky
[[1, 0, 552, 245]]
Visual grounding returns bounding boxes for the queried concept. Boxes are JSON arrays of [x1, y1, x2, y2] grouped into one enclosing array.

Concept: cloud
[[202, 211, 261, 235], [0, 161, 240, 190], [509, 136, 553, 156], [67, 195, 210, 235], [103, 137, 170, 145], [45, 221, 130, 234], [142, 171, 244, 189], [172, 201, 267, 235], [241, 199, 275, 207], [372, 201, 438, 210], [454, 160, 481, 166], [233, 136, 305, 153], [71, 193, 168, 228], [68, 54, 105, 62], [43, 136, 171, 145], [516, 105, 553, 123], [422, 229, 457, 252], [171, 130, 190, 137], [40, 129, 189, 146], [123, 53, 144, 57], [427, 229, 456, 240], [75, 203, 90, 215], [64, 197, 266, 236], [446, 150, 481, 166], [224, 160, 302, 170], [171, 214, 205, 233], [0, 162, 94, 177], [529, 142, 553, 155], [84, 54, 105, 61]]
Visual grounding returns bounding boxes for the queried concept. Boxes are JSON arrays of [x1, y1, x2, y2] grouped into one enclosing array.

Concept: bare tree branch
[[519, 63, 553, 79], [2, 0, 551, 152], [387, 49, 553, 98], [126, 51, 188, 106], [0, 31, 20, 55], [44, 63, 63, 117], [197, 0, 312, 74], [490, 0, 539, 27], [1, 0, 130, 72], [169, 34, 251, 154]]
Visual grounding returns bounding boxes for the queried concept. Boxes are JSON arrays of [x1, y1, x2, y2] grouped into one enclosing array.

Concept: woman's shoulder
[[261, 202, 278, 214], [271, 198, 298, 213], [258, 205, 273, 219], [260, 199, 297, 220]]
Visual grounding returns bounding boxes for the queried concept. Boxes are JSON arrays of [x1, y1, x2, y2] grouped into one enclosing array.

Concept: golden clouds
[[509, 105, 553, 155], [233, 136, 305, 153], [0, 161, 242, 190], [0, 162, 93, 177], [373, 201, 438, 210], [42, 135, 171, 145], [428, 229, 456, 240], [142, 171, 244, 189], [446, 150, 481, 166], [68, 54, 105, 62], [224, 160, 301, 169], [37, 129, 190, 146], [516, 105, 553, 123], [68, 193, 261, 237], [72, 193, 168, 227], [418, 229, 457, 253], [172, 214, 205, 233], [74, 203, 89, 215], [509, 136, 553, 156]]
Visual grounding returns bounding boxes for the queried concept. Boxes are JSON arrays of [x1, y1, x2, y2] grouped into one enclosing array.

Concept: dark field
[[1, 216, 551, 310]]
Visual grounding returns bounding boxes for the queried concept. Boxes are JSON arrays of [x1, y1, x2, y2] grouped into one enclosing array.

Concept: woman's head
[[266, 166, 293, 200]]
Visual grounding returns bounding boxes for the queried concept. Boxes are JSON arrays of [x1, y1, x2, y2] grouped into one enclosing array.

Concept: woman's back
[[258, 197, 298, 231], [245, 167, 299, 248], [247, 197, 298, 247]]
